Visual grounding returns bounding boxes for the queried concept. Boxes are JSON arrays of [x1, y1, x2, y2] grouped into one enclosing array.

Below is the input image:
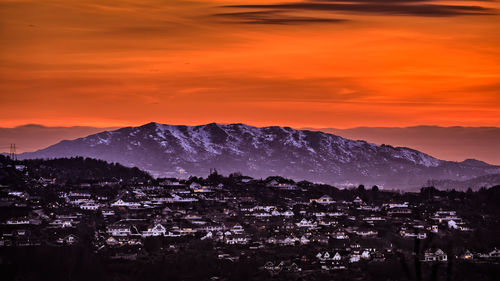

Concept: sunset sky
[[0, 0, 499, 128]]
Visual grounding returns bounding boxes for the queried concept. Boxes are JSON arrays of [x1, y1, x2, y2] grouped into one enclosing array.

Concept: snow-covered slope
[[19, 122, 500, 188]]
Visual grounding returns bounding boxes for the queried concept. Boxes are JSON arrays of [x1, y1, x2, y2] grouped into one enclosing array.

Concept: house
[[459, 250, 473, 260], [355, 229, 378, 237], [201, 231, 213, 240], [106, 236, 119, 246], [399, 227, 427, 239], [428, 225, 439, 233], [296, 218, 316, 228], [106, 224, 132, 236], [171, 194, 198, 203], [432, 211, 460, 222], [385, 202, 409, 209], [15, 165, 26, 171], [267, 181, 296, 190], [423, 249, 448, 262], [50, 219, 73, 228], [142, 224, 166, 237], [349, 253, 361, 263], [264, 261, 301, 273], [8, 191, 29, 198], [266, 236, 278, 245], [448, 220, 458, 229], [230, 223, 244, 234], [363, 216, 385, 223], [199, 224, 224, 232], [264, 261, 276, 271], [80, 202, 99, 211], [310, 195, 335, 204], [310, 235, 329, 244], [111, 199, 140, 207], [317, 252, 331, 261], [388, 208, 412, 215], [57, 234, 78, 245], [6, 218, 30, 225], [101, 208, 115, 217], [489, 248, 500, 258], [218, 253, 239, 262], [333, 230, 349, 240], [280, 237, 297, 246], [300, 236, 310, 245], [254, 212, 271, 218], [159, 179, 182, 186], [361, 250, 371, 260], [189, 182, 202, 189], [225, 234, 248, 244]]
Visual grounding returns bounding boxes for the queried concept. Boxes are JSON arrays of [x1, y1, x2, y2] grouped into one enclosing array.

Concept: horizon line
[[2, 122, 500, 130]]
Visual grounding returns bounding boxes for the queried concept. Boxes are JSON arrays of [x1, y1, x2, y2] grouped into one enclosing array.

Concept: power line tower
[[9, 143, 17, 161]]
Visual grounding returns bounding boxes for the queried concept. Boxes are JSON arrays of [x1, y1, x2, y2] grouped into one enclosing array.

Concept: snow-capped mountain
[[19, 122, 500, 188]]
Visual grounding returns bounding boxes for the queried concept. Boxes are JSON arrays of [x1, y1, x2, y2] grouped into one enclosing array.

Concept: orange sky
[[0, 0, 499, 128]]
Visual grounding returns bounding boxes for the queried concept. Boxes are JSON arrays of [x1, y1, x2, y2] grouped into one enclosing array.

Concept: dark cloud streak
[[214, 10, 346, 25], [222, 1, 495, 19]]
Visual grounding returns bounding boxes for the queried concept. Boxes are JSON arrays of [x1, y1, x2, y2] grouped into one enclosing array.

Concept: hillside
[[19, 122, 500, 189], [0, 155, 151, 186]]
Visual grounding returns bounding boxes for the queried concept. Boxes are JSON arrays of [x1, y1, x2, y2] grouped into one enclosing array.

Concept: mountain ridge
[[18, 122, 500, 189], [305, 126, 500, 165]]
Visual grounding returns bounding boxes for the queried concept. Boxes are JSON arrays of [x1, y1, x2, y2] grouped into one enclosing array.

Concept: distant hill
[[305, 126, 500, 165], [18, 122, 500, 189], [0, 124, 118, 153], [427, 173, 500, 191]]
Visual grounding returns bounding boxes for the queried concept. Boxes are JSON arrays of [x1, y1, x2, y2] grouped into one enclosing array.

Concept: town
[[0, 156, 499, 281]]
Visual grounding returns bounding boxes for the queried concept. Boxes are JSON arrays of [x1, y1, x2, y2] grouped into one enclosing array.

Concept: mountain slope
[[306, 126, 500, 165], [19, 122, 500, 189]]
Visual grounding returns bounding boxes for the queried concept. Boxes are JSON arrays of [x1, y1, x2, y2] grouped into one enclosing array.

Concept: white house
[[80, 203, 99, 211], [317, 252, 331, 261], [142, 224, 166, 237], [300, 236, 310, 245], [424, 249, 447, 262], [57, 234, 78, 245], [6, 218, 30, 225], [361, 250, 371, 260], [350, 254, 361, 263], [230, 224, 244, 234], [111, 199, 140, 207], [310, 195, 335, 204], [106, 224, 132, 236], [333, 230, 349, 240], [296, 218, 316, 228]]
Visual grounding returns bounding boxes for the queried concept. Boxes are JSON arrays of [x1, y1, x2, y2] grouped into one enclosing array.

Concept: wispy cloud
[[219, 0, 495, 22], [214, 10, 347, 25]]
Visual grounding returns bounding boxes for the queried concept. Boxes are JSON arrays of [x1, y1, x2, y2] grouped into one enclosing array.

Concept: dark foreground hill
[[0, 155, 151, 186]]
